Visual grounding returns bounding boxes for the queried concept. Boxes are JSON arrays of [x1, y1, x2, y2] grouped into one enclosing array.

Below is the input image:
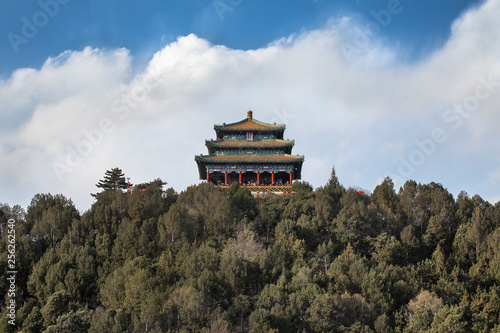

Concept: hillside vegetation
[[1, 168, 500, 332]]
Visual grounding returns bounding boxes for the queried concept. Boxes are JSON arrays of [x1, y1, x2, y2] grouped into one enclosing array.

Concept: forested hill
[[1, 168, 500, 332]]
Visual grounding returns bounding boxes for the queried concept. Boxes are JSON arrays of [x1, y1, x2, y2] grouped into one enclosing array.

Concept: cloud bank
[[2, 0, 500, 211]]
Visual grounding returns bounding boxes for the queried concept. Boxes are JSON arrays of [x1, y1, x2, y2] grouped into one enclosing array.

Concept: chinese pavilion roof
[[206, 139, 294, 148], [214, 111, 285, 133], [195, 154, 304, 164]]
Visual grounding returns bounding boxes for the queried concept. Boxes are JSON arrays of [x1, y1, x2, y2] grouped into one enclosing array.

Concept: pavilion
[[195, 111, 304, 193]]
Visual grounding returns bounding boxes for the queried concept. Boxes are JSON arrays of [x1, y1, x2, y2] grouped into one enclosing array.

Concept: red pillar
[[207, 170, 210, 183], [239, 171, 242, 184], [271, 171, 275, 184], [224, 171, 228, 185], [257, 171, 260, 185], [289, 171, 293, 185]]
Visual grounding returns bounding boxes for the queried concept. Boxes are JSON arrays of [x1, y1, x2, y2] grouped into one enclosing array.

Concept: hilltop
[[1, 167, 499, 332]]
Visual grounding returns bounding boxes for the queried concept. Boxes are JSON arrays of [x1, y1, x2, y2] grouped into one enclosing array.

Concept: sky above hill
[[2, 0, 499, 211]]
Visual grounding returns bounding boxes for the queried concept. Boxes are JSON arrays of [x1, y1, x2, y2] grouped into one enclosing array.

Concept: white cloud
[[2, 0, 500, 210]]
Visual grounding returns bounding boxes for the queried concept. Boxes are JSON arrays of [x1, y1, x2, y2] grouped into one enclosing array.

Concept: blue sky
[[2, 0, 499, 211], [1, 0, 483, 75]]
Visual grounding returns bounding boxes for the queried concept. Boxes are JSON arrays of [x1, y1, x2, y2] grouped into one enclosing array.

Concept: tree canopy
[[1, 167, 500, 332]]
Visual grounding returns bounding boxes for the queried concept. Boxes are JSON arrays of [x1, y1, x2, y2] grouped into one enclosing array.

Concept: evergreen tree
[[372, 176, 398, 210], [28, 193, 80, 249], [315, 166, 345, 223], [92, 168, 130, 197]]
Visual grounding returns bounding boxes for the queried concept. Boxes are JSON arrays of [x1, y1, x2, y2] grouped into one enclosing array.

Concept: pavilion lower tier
[[206, 164, 295, 186]]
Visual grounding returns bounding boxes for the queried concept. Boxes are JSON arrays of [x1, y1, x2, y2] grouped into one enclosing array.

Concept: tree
[[374, 313, 392, 333], [423, 207, 456, 252], [308, 292, 376, 332], [333, 292, 377, 329], [219, 251, 251, 296], [248, 308, 276, 333], [174, 183, 233, 240], [430, 305, 467, 333], [333, 193, 371, 251], [316, 240, 336, 274], [371, 233, 405, 266], [398, 180, 419, 228], [224, 223, 262, 260], [44, 309, 93, 333], [274, 218, 307, 269], [230, 186, 258, 221], [22, 306, 44, 333], [466, 207, 488, 262], [328, 244, 368, 294], [28, 194, 79, 249], [112, 218, 140, 262], [92, 168, 129, 197], [100, 258, 149, 313], [159, 204, 190, 244], [401, 224, 420, 263], [308, 293, 337, 332], [164, 286, 207, 330], [372, 177, 398, 210], [455, 191, 474, 226], [282, 182, 315, 220], [88, 307, 114, 333], [31, 208, 75, 250], [315, 166, 345, 224], [487, 228, 500, 282], [40, 290, 71, 327], [255, 194, 288, 243], [405, 290, 444, 332], [229, 295, 253, 333], [202, 310, 232, 333]]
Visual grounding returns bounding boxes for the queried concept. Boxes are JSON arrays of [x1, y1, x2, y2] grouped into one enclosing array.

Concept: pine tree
[[327, 166, 340, 189], [96, 168, 129, 191], [91, 168, 130, 199], [372, 176, 397, 210]]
